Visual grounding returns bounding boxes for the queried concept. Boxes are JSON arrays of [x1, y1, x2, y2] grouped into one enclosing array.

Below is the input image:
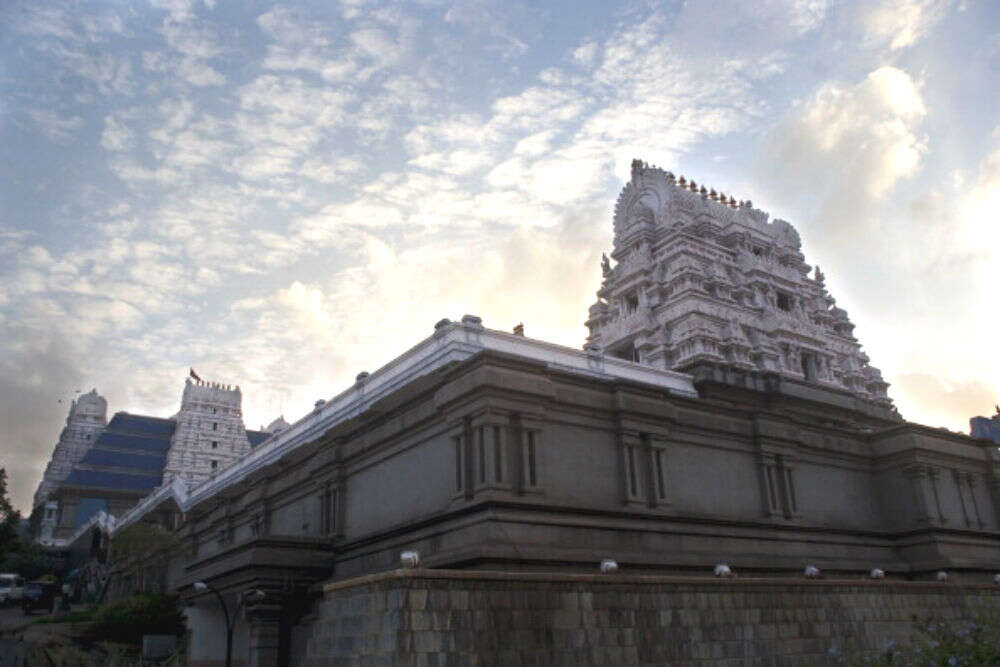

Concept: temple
[[587, 160, 893, 414], [35, 162, 1000, 665], [31, 378, 273, 546]]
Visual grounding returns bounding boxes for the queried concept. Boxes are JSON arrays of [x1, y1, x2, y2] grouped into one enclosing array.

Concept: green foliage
[[849, 608, 1000, 667], [89, 592, 184, 645], [109, 522, 178, 567], [0, 468, 23, 560], [32, 610, 94, 624], [27, 642, 145, 667], [0, 541, 62, 580]]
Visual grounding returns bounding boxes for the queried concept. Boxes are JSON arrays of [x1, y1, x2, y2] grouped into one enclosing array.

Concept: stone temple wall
[[300, 569, 1000, 667]]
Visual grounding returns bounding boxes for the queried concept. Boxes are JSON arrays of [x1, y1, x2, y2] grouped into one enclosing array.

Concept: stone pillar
[[619, 433, 644, 506], [965, 473, 985, 529], [246, 602, 283, 667], [983, 445, 1000, 530], [777, 457, 800, 519], [926, 467, 946, 524], [903, 465, 936, 526], [758, 453, 783, 519], [953, 469, 972, 527]]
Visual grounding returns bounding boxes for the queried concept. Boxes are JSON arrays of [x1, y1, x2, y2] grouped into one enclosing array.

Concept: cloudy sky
[[1, 0, 998, 513]]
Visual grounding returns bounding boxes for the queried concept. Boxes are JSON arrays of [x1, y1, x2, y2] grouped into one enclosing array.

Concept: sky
[[1, 0, 998, 514]]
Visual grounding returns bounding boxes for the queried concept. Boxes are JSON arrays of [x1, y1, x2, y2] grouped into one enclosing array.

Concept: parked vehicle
[[0, 573, 24, 605], [21, 580, 58, 615]]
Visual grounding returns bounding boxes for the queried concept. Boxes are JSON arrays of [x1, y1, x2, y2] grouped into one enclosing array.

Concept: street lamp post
[[193, 581, 265, 667]]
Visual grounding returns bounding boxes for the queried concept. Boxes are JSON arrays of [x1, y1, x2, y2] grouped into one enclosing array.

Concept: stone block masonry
[[302, 569, 1000, 666]]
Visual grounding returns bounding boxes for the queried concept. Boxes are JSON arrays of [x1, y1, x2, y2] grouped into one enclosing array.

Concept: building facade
[[32, 377, 271, 546], [99, 164, 1000, 666], [106, 318, 1000, 665]]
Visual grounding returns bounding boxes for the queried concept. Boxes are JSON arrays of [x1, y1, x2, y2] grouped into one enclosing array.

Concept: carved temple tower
[[586, 160, 893, 411], [32, 389, 108, 508], [162, 379, 254, 488]]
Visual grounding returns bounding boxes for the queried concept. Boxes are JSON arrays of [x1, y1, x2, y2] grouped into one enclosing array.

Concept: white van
[[0, 573, 25, 605]]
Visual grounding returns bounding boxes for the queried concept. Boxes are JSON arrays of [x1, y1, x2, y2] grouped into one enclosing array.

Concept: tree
[[0, 468, 23, 561]]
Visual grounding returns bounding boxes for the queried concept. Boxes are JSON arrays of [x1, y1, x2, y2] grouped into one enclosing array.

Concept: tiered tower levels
[[32, 389, 107, 508], [586, 160, 892, 409], [163, 379, 253, 487]]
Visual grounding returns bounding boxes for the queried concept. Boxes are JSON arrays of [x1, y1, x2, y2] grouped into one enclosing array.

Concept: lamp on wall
[[714, 564, 734, 578], [400, 551, 420, 569]]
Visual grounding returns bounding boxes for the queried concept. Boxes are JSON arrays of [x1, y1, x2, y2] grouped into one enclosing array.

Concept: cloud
[[161, 16, 222, 59], [100, 115, 134, 151], [757, 66, 926, 248], [178, 58, 225, 87], [26, 109, 84, 143], [861, 0, 952, 50], [673, 0, 830, 49], [442, 1, 532, 59], [892, 373, 996, 432]]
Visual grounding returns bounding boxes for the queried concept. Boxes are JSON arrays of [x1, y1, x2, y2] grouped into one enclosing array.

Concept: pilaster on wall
[[245, 602, 283, 667], [450, 408, 545, 502], [469, 411, 513, 494], [904, 464, 945, 527], [618, 431, 670, 509], [751, 416, 800, 520], [953, 470, 985, 529], [985, 445, 1000, 531], [965, 473, 985, 529], [756, 452, 799, 520], [607, 384, 675, 510]]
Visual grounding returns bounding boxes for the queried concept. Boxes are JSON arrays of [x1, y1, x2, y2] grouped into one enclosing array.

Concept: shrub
[[32, 609, 94, 624], [89, 593, 184, 645], [849, 608, 1000, 666]]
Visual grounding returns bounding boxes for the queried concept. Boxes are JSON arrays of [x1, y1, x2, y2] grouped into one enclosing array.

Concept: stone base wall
[[302, 569, 1000, 667]]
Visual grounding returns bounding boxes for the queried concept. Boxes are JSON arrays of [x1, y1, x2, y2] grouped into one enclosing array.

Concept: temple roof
[[61, 412, 174, 495], [62, 469, 162, 493], [246, 429, 270, 448]]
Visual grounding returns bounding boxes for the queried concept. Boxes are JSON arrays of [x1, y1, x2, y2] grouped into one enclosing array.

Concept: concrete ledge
[[322, 567, 1000, 594]]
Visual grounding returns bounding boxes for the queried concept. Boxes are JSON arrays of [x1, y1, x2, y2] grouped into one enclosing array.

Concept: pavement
[[0, 637, 27, 667], [0, 604, 32, 634], [0, 601, 87, 634]]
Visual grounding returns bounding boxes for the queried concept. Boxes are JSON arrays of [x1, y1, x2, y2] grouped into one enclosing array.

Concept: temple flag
[[189, 368, 202, 381]]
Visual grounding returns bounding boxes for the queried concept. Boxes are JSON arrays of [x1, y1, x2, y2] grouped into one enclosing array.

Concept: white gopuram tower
[[33, 389, 108, 508], [163, 378, 253, 488], [586, 160, 893, 410]]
